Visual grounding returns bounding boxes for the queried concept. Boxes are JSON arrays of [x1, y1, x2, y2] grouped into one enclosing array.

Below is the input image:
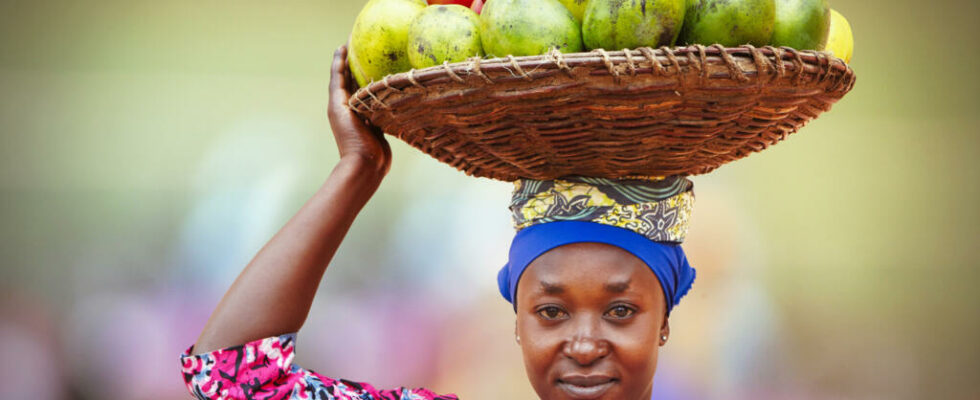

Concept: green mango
[[679, 0, 775, 46], [480, 0, 584, 57], [407, 5, 484, 69], [347, 38, 370, 87], [349, 0, 427, 87], [583, 0, 687, 50], [772, 0, 830, 50], [557, 0, 590, 22]]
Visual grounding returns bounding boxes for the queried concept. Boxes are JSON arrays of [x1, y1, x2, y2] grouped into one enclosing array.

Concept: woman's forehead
[[522, 243, 658, 291]]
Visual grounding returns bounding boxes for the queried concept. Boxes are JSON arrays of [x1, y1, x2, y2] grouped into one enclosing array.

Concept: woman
[[180, 46, 696, 400]]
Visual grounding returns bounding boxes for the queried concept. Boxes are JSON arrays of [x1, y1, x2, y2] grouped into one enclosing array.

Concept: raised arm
[[192, 46, 391, 354]]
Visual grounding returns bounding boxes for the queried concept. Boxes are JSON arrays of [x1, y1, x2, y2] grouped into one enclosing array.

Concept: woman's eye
[[606, 305, 635, 319], [537, 306, 567, 320]]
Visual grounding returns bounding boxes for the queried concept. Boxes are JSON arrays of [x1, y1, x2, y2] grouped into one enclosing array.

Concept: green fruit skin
[[583, 0, 687, 50], [772, 0, 830, 50], [347, 37, 370, 87], [557, 0, 590, 22], [480, 0, 584, 57], [679, 0, 774, 46], [407, 5, 484, 69], [349, 0, 426, 87]]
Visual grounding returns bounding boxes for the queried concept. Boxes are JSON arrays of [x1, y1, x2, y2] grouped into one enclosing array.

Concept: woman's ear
[[659, 317, 671, 346], [515, 323, 521, 346]]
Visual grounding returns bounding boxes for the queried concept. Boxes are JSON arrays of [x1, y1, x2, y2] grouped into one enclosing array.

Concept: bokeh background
[[1, 0, 978, 399]]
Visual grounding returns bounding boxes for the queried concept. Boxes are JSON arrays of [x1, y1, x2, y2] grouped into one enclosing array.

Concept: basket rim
[[350, 44, 853, 112]]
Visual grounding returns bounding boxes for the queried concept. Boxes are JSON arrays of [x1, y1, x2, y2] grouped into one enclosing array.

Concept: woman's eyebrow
[[538, 281, 564, 294], [604, 279, 632, 293]]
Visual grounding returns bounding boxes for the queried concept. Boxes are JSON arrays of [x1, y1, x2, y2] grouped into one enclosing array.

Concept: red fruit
[[427, 0, 474, 6], [470, 0, 484, 14]]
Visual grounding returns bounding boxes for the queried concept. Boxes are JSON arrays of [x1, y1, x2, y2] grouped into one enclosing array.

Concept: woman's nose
[[562, 332, 610, 366]]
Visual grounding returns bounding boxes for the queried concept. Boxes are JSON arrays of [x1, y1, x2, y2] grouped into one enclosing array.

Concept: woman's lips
[[557, 375, 616, 399]]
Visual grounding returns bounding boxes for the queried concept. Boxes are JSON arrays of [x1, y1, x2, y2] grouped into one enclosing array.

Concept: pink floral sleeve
[[180, 333, 458, 400]]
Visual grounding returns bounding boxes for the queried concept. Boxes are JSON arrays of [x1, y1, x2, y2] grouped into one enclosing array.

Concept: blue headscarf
[[497, 221, 696, 313]]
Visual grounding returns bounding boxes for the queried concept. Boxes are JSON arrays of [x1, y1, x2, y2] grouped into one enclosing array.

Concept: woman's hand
[[328, 45, 392, 181]]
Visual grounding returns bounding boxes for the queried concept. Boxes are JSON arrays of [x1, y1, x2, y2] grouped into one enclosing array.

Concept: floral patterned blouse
[[180, 333, 458, 400]]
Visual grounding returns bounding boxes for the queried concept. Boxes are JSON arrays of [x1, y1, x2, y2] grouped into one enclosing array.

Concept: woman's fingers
[[327, 44, 388, 170], [331, 46, 348, 82], [330, 46, 352, 110]]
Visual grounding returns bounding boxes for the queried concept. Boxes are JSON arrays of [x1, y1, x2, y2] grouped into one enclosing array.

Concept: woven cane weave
[[349, 44, 856, 181]]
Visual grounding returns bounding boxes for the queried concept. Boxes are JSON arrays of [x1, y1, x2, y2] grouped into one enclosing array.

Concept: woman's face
[[515, 242, 669, 400]]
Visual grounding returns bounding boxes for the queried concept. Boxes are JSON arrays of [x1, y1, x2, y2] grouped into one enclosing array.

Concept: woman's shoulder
[[180, 333, 458, 400]]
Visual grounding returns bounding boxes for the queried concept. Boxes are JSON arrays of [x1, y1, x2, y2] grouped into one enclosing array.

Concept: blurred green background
[[0, 0, 977, 399]]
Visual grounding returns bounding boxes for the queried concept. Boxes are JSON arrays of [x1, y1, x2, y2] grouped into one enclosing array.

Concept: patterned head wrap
[[499, 176, 696, 314]]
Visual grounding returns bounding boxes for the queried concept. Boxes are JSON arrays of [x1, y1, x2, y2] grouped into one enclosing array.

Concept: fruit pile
[[348, 0, 854, 87]]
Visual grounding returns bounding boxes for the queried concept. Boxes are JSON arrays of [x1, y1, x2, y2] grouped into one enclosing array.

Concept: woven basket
[[349, 44, 856, 181]]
